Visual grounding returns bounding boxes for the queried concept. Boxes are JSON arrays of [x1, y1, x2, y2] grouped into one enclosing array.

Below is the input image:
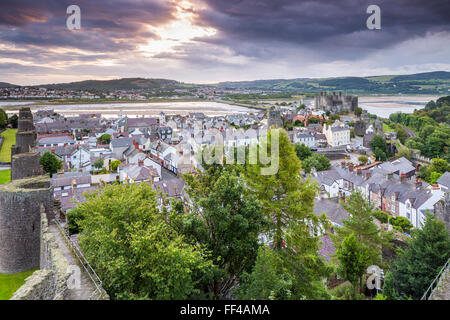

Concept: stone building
[[0, 107, 52, 274], [354, 120, 367, 137], [315, 91, 358, 113], [434, 192, 450, 230], [11, 108, 44, 180], [268, 108, 283, 128]]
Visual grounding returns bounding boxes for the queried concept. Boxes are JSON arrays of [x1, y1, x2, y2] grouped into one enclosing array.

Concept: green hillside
[[35, 78, 192, 91], [216, 71, 450, 94]]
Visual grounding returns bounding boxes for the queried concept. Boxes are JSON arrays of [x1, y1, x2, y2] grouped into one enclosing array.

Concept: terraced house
[[314, 157, 447, 229]]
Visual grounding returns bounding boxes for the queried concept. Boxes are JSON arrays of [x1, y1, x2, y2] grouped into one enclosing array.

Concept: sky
[[0, 0, 449, 85]]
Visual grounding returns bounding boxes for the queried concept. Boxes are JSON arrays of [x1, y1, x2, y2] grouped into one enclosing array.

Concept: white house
[[323, 121, 350, 147], [293, 133, 316, 148], [70, 146, 91, 170]]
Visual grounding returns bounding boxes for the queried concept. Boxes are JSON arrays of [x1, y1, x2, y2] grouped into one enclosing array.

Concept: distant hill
[[33, 78, 191, 91], [2, 71, 450, 94], [216, 71, 450, 94], [0, 82, 18, 88]]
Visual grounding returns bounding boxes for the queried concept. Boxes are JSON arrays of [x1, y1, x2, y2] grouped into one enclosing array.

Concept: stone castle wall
[[435, 192, 450, 231], [11, 152, 44, 180], [315, 91, 358, 112], [11, 209, 70, 300], [0, 176, 53, 274]]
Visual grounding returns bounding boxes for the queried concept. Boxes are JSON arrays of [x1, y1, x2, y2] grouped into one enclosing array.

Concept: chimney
[[400, 173, 407, 183], [348, 163, 354, 172], [415, 178, 422, 189], [356, 168, 362, 175], [365, 171, 372, 180], [387, 172, 393, 180], [341, 161, 346, 168], [71, 178, 77, 192], [431, 184, 440, 190]]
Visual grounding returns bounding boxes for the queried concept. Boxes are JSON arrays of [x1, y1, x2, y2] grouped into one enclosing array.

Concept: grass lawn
[[0, 269, 37, 300], [0, 169, 11, 184], [383, 123, 396, 133], [0, 129, 17, 162]]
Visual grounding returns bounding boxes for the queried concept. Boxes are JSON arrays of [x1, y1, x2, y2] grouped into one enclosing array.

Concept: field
[[0, 129, 17, 162], [0, 169, 10, 184], [0, 269, 36, 300]]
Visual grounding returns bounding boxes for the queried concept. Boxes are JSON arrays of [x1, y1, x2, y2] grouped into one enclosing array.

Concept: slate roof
[[313, 199, 349, 226], [38, 145, 77, 157], [378, 157, 415, 175], [55, 185, 101, 212], [437, 172, 450, 188], [120, 164, 160, 181], [152, 178, 185, 198], [127, 117, 157, 127], [315, 169, 342, 186], [110, 137, 134, 148], [51, 175, 92, 188], [38, 135, 75, 145]]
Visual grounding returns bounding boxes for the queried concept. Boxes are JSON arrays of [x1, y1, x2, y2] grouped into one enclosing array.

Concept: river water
[[2, 101, 259, 117]]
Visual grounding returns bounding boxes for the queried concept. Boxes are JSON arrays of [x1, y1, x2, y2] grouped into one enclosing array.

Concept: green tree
[[75, 183, 214, 299], [383, 214, 450, 300], [97, 133, 111, 145], [396, 146, 412, 161], [374, 147, 388, 161], [354, 107, 363, 117], [8, 114, 18, 128], [302, 154, 331, 173], [358, 155, 368, 164], [336, 233, 371, 296], [0, 109, 7, 128], [110, 160, 122, 171], [332, 191, 393, 268], [370, 135, 389, 161], [243, 129, 331, 299], [236, 245, 330, 300], [396, 127, 408, 144], [417, 158, 450, 184], [180, 169, 266, 299], [429, 171, 442, 184], [40, 152, 62, 175], [294, 119, 303, 127], [294, 143, 312, 161], [93, 158, 104, 169], [308, 117, 320, 125]]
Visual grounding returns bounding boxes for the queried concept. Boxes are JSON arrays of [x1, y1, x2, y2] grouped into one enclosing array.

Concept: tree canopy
[[40, 151, 62, 175], [383, 214, 450, 300], [73, 183, 214, 299]]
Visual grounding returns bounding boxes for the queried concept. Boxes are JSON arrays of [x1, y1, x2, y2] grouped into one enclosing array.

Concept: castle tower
[[0, 107, 52, 274], [0, 176, 53, 274], [11, 107, 44, 180], [268, 108, 283, 128]]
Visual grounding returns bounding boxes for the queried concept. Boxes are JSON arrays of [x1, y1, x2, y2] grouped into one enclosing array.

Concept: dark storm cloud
[[0, 0, 175, 51], [195, 0, 450, 53], [0, 0, 449, 84]]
